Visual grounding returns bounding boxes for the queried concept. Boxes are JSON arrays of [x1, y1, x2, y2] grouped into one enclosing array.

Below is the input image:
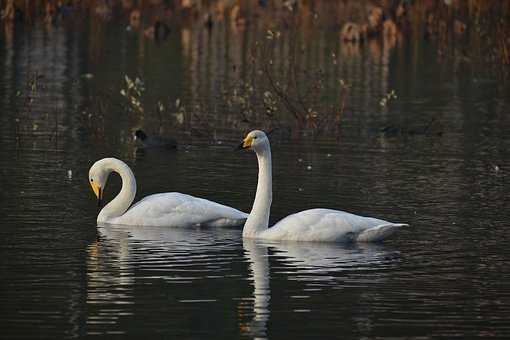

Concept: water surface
[[1, 18, 510, 339]]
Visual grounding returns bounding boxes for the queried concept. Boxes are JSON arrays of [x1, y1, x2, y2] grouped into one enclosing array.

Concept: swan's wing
[[263, 208, 406, 242], [356, 223, 408, 242], [117, 192, 248, 227]]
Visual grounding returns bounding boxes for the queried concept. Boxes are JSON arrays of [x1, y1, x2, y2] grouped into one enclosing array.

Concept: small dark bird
[[134, 129, 178, 149], [154, 21, 170, 41]]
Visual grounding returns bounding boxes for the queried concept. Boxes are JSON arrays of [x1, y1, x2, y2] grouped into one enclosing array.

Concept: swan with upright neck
[[88, 158, 248, 227], [238, 130, 408, 242]]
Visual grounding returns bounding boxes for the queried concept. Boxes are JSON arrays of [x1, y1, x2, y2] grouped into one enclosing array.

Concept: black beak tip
[[97, 188, 102, 208], [236, 142, 246, 151]]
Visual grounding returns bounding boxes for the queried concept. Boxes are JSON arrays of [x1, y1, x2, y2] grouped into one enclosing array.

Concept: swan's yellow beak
[[90, 182, 103, 207], [237, 136, 253, 150]]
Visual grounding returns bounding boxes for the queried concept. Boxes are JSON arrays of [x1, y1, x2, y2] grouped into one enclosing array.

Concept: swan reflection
[[86, 224, 240, 329], [240, 240, 271, 339], [87, 225, 399, 337], [267, 241, 400, 281], [240, 239, 400, 339], [87, 224, 240, 286]]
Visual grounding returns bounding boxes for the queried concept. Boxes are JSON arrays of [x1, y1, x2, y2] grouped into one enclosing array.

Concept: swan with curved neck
[[238, 130, 408, 242], [88, 158, 248, 227]]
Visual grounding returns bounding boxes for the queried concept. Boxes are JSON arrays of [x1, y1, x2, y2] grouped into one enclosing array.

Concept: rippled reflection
[[88, 223, 241, 285], [239, 239, 401, 339], [240, 240, 270, 339], [86, 224, 242, 334], [268, 241, 400, 281]]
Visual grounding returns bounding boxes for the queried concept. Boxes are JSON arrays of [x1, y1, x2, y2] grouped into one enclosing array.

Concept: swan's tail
[[356, 223, 409, 242]]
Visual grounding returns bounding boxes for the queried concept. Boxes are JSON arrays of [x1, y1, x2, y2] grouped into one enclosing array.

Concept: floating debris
[[379, 90, 397, 107]]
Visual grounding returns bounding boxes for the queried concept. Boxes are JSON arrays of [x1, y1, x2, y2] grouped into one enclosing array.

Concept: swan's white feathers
[[110, 192, 248, 227], [257, 209, 404, 242], [356, 223, 408, 242]]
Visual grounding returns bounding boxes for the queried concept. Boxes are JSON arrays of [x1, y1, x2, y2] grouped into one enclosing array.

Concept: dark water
[[1, 18, 510, 339]]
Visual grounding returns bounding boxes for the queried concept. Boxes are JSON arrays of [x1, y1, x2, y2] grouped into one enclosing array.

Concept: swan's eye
[[90, 179, 94, 182]]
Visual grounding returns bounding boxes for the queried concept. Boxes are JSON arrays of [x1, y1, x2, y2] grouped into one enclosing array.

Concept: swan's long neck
[[243, 145, 272, 238], [97, 160, 137, 223]]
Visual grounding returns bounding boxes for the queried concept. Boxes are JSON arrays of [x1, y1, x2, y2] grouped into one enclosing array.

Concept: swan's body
[[88, 158, 247, 227], [252, 208, 405, 242], [238, 130, 408, 242], [103, 192, 248, 227]]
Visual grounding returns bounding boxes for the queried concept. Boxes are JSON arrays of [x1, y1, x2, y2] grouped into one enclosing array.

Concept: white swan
[[237, 130, 408, 242], [88, 157, 248, 227]]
